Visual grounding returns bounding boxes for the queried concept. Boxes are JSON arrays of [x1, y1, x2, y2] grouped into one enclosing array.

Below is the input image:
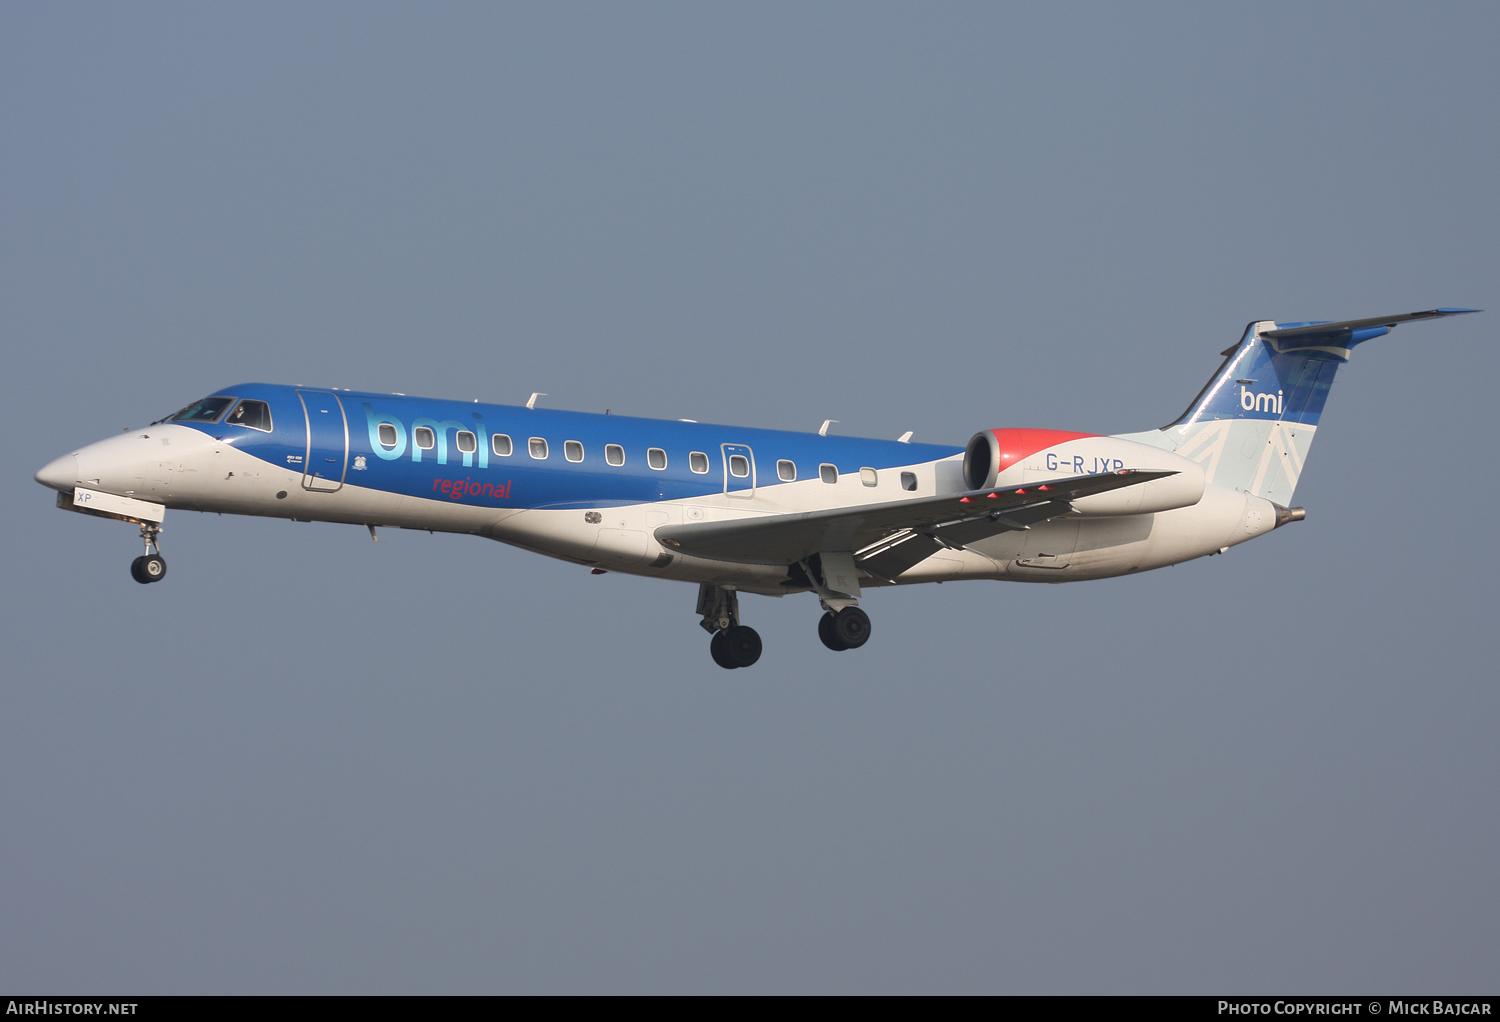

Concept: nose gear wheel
[[130, 522, 167, 584], [131, 554, 167, 584]]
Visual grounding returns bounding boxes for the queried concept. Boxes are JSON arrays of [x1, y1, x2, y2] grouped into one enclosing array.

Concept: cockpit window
[[225, 399, 272, 432], [170, 396, 235, 423]]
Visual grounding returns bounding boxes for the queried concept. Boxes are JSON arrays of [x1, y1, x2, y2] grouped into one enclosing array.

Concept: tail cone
[[1273, 505, 1306, 529]]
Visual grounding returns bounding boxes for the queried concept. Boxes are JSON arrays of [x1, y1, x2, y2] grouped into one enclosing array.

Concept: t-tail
[[1117, 308, 1479, 506]]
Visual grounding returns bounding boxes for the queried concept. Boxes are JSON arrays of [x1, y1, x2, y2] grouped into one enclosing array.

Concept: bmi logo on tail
[[1239, 387, 1284, 415]]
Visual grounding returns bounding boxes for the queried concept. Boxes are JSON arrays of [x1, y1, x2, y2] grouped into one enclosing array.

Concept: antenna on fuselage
[[527, 393, 547, 410], [897, 431, 913, 443], [819, 420, 838, 436]]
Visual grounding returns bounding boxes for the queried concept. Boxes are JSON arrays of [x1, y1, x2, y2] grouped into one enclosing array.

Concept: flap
[[653, 469, 1176, 566]]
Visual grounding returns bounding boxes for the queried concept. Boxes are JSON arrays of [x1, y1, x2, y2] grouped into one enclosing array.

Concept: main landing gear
[[698, 584, 761, 669], [817, 606, 870, 651], [129, 522, 167, 585], [696, 584, 874, 668], [795, 554, 871, 653], [711, 626, 762, 669]]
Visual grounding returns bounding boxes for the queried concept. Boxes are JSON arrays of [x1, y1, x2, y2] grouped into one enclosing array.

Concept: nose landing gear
[[129, 522, 166, 584], [130, 554, 166, 583]]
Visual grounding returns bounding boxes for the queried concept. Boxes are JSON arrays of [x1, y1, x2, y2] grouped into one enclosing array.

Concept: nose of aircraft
[[35, 453, 78, 492]]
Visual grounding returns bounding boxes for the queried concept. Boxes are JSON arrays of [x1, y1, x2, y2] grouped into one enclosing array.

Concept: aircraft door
[[296, 390, 349, 492], [721, 443, 755, 498]]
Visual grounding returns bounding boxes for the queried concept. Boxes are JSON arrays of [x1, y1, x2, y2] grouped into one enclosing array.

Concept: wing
[[654, 469, 1177, 568]]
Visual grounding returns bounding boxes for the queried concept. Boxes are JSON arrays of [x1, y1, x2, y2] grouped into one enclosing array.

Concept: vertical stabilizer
[[1115, 309, 1477, 504]]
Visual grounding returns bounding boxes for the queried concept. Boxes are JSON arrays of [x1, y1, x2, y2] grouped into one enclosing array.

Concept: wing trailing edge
[[654, 469, 1177, 567]]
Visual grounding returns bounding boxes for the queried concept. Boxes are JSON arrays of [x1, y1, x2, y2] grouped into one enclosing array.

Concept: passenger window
[[455, 431, 477, 454], [860, 467, 878, 487], [564, 440, 584, 462], [226, 399, 272, 432], [414, 427, 436, 450], [819, 463, 838, 484], [777, 459, 796, 482], [492, 434, 513, 457], [377, 423, 398, 448], [529, 437, 548, 460], [605, 444, 625, 466], [689, 451, 710, 474], [647, 448, 667, 470], [170, 396, 235, 423], [728, 454, 750, 478], [901, 471, 917, 492]]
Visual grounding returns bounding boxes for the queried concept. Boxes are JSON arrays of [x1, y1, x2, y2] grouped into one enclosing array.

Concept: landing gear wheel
[[832, 606, 870, 648], [818, 611, 849, 651], [131, 521, 166, 584], [710, 630, 737, 670], [131, 554, 166, 584], [721, 625, 762, 668], [698, 586, 760, 670]]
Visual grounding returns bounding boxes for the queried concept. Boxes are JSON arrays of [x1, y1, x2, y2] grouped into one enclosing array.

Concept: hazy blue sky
[[2, 2, 1496, 993]]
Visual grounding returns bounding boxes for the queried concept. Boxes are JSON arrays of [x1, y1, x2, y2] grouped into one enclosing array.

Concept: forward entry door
[[721, 443, 755, 498], [297, 390, 348, 492]]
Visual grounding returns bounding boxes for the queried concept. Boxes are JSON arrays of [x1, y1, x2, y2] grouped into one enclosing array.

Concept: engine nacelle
[[964, 428, 1205, 516]]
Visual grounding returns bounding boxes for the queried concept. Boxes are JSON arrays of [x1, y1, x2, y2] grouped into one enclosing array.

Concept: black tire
[[129, 556, 151, 584], [710, 630, 737, 669], [722, 625, 762, 668], [818, 611, 849, 651], [833, 606, 870, 648], [140, 554, 167, 583]]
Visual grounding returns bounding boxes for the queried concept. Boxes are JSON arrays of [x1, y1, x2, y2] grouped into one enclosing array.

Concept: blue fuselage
[[184, 383, 961, 509]]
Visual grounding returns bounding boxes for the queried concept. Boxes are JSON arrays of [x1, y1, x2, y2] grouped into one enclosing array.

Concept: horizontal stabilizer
[[654, 469, 1176, 566], [1263, 308, 1479, 339]]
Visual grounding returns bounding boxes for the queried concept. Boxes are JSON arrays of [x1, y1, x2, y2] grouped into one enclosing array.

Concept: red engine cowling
[[963, 429, 1099, 490], [964, 428, 1206, 516]]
